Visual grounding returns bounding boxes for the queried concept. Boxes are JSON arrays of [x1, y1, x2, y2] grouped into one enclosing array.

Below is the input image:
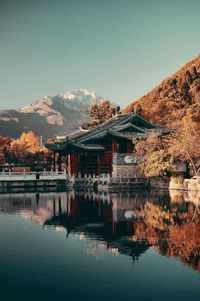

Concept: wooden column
[[75, 153, 78, 177], [97, 155, 101, 176], [77, 154, 80, 177], [127, 141, 132, 153], [111, 139, 117, 177], [66, 154, 68, 173], [58, 153, 62, 172], [71, 152, 78, 176], [68, 154, 72, 175], [112, 139, 117, 153], [110, 152, 113, 176], [71, 153, 74, 175]]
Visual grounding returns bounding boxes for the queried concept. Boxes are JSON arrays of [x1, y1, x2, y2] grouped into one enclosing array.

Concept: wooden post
[[76, 154, 79, 177], [66, 154, 68, 171], [97, 155, 101, 176], [110, 152, 113, 177], [71, 152, 78, 176], [112, 139, 117, 153], [70, 153, 73, 175], [73, 153, 77, 177], [58, 153, 62, 172], [127, 141, 132, 153]]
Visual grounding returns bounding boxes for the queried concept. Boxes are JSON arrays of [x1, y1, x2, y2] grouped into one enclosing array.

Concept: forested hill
[[123, 54, 200, 127]]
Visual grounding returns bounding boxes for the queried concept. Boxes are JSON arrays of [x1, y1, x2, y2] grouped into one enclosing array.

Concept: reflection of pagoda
[[2, 190, 199, 270], [44, 191, 151, 263]]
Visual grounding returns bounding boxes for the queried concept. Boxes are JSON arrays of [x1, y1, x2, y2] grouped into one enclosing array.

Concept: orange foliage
[[0, 131, 52, 166], [124, 54, 200, 127], [83, 100, 120, 129], [134, 201, 200, 273]]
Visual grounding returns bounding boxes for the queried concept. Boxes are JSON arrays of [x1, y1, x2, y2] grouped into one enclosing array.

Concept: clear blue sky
[[1, 0, 200, 109]]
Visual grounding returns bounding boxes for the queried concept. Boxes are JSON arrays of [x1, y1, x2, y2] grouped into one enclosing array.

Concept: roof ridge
[[72, 113, 134, 143]]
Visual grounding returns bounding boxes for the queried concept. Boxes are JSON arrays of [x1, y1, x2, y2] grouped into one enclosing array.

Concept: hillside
[[124, 55, 200, 126], [0, 89, 103, 139]]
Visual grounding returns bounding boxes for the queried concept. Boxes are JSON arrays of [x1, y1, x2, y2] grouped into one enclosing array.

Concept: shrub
[[170, 172, 185, 184]]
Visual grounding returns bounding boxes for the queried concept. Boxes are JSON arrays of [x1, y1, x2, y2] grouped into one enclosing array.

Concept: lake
[[0, 189, 200, 300]]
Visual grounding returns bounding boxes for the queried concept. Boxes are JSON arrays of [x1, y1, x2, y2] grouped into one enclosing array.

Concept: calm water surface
[[0, 190, 200, 301]]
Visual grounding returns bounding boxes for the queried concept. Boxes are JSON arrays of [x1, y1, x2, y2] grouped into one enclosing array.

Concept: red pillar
[[71, 153, 74, 175], [75, 154, 78, 177], [69, 154, 72, 175], [66, 154, 68, 167], [127, 141, 132, 153], [111, 139, 117, 177], [53, 151, 56, 171], [112, 139, 117, 153], [97, 155, 101, 175], [58, 153, 62, 172], [71, 152, 78, 176]]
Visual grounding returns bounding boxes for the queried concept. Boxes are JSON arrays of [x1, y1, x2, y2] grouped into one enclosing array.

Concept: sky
[[0, 0, 200, 110]]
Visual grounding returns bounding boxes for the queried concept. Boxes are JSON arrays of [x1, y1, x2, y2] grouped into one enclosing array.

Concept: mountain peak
[[0, 89, 105, 139], [20, 89, 102, 114]]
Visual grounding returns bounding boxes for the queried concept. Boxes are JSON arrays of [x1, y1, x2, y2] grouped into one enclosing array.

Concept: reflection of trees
[[134, 202, 200, 273]]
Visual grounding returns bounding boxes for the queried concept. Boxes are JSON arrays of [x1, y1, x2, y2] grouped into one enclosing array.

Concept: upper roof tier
[[45, 113, 175, 153]]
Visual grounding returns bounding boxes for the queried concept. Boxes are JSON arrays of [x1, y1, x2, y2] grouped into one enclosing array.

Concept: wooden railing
[[66, 173, 148, 188], [0, 169, 67, 181]]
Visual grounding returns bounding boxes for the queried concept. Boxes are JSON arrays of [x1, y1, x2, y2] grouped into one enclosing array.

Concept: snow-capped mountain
[[20, 89, 103, 126], [0, 89, 104, 139]]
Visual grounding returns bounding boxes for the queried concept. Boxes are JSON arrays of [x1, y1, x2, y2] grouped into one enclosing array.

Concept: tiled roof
[[72, 113, 158, 143], [45, 113, 176, 153], [111, 123, 147, 133]]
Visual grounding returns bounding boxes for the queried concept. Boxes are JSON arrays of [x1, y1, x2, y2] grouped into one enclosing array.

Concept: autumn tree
[[0, 136, 12, 165], [0, 149, 4, 164], [10, 131, 51, 165], [10, 131, 38, 164], [0, 132, 52, 169], [133, 133, 174, 177], [134, 103, 200, 178], [14, 131, 40, 152], [83, 100, 120, 129], [169, 111, 200, 176]]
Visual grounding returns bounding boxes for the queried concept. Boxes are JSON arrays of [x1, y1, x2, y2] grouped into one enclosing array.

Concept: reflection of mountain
[[0, 192, 68, 225], [0, 190, 200, 270]]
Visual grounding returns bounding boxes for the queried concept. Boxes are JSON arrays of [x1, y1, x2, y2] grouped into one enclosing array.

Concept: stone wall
[[150, 176, 170, 190], [112, 165, 140, 178], [112, 153, 140, 178]]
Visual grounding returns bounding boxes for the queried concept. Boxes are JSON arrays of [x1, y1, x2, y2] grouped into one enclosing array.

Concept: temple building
[[45, 113, 174, 178]]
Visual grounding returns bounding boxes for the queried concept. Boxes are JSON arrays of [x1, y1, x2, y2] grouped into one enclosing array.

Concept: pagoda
[[45, 113, 174, 178]]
